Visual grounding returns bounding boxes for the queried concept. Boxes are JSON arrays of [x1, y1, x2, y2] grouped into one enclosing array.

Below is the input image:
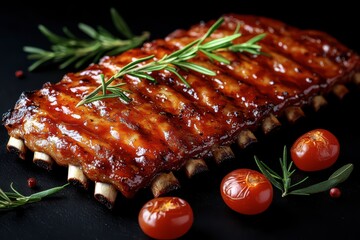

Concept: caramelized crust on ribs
[[3, 14, 359, 198]]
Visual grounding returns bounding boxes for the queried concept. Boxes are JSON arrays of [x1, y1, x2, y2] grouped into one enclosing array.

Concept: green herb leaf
[[23, 46, 48, 54], [62, 27, 78, 39], [166, 67, 191, 87], [110, 7, 134, 39], [27, 57, 53, 72], [289, 164, 354, 195], [38, 25, 67, 44], [0, 183, 69, 211], [200, 34, 240, 50], [228, 33, 266, 54], [255, 146, 354, 197], [246, 33, 267, 45], [200, 50, 230, 64], [254, 156, 284, 192], [24, 8, 149, 71], [174, 62, 216, 76], [78, 23, 98, 39], [329, 163, 354, 181], [198, 18, 224, 45], [129, 72, 156, 82], [77, 16, 266, 106], [29, 183, 69, 199]]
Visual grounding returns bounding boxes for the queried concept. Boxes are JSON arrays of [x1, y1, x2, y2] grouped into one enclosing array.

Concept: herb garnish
[[24, 8, 149, 71], [0, 183, 69, 211], [255, 146, 353, 197], [76, 17, 266, 107]]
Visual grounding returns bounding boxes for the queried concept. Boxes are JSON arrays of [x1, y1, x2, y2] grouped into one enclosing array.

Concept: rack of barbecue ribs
[[3, 14, 359, 209]]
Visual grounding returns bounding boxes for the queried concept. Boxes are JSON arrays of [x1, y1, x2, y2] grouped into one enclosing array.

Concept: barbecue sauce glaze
[[3, 14, 359, 198]]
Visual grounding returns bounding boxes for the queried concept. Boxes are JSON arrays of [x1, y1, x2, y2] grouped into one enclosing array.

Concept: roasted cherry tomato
[[220, 169, 273, 215], [290, 129, 340, 171], [138, 196, 193, 239]]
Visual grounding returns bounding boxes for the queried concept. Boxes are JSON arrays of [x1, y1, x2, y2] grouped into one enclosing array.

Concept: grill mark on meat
[[105, 58, 224, 156], [22, 77, 187, 194], [167, 22, 316, 110], [107, 47, 245, 141], [216, 15, 355, 80]]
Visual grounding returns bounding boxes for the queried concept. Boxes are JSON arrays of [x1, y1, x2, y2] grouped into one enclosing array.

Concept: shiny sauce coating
[[3, 14, 359, 197]]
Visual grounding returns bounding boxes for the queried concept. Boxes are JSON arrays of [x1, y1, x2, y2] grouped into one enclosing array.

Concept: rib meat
[[3, 14, 359, 198]]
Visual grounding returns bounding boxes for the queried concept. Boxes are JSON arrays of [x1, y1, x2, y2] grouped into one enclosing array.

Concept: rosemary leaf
[[29, 183, 70, 199], [254, 156, 284, 192], [100, 74, 106, 96], [24, 8, 149, 71], [166, 67, 191, 88], [198, 18, 224, 45], [138, 64, 167, 73], [38, 25, 67, 43], [129, 72, 156, 82], [78, 23, 98, 39], [75, 52, 98, 68], [110, 7, 134, 39], [63, 27, 78, 39], [229, 33, 266, 54], [166, 40, 200, 60], [174, 62, 216, 76], [200, 50, 230, 64], [290, 176, 309, 189], [0, 189, 11, 202], [77, 17, 266, 106], [0, 183, 69, 211], [23, 46, 48, 54], [246, 33, 267, 45], [281, 146, 288, 179], [59, 55, 82, 69], [117, 55, 155, 74], [28, 57, 53, 72], [200, 34, 240, 50]]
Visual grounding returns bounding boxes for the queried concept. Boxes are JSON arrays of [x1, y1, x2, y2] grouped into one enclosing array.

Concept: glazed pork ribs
[[3, 14, 359, 208]]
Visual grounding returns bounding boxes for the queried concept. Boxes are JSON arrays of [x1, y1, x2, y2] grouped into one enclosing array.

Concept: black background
[[1, 1, 359, 239]]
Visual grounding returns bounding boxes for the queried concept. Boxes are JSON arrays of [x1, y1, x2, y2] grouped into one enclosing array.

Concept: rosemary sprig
[[0, 183, 69, 211], [255, 146, 354, 197], [24, 8, 149, 71], [76, 17, 266, 107]]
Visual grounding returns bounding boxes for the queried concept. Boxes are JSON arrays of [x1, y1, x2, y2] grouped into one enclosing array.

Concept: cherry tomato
[[290, 129, 340, 171], [138, 196, 193, 239], [220, 169, 273, 215]]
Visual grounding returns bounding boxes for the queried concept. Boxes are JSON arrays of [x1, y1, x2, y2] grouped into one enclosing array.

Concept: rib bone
[[211, 145, 235, 164], [312, 95, 328, 112], [237, 130, 257, 149], [68, 164, 88, 189], [332, 84, 349, 99], [2, 15, 358, 207], [354, 72, 360, 85], [284, 106, 305, 124], [184, 158, 208, 178], [94, 182, 118, 209], [151, 172, 180, 197], [262, 114, 281, 135], [33, 152, 53, 170], [7, 137, 26, 159]]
